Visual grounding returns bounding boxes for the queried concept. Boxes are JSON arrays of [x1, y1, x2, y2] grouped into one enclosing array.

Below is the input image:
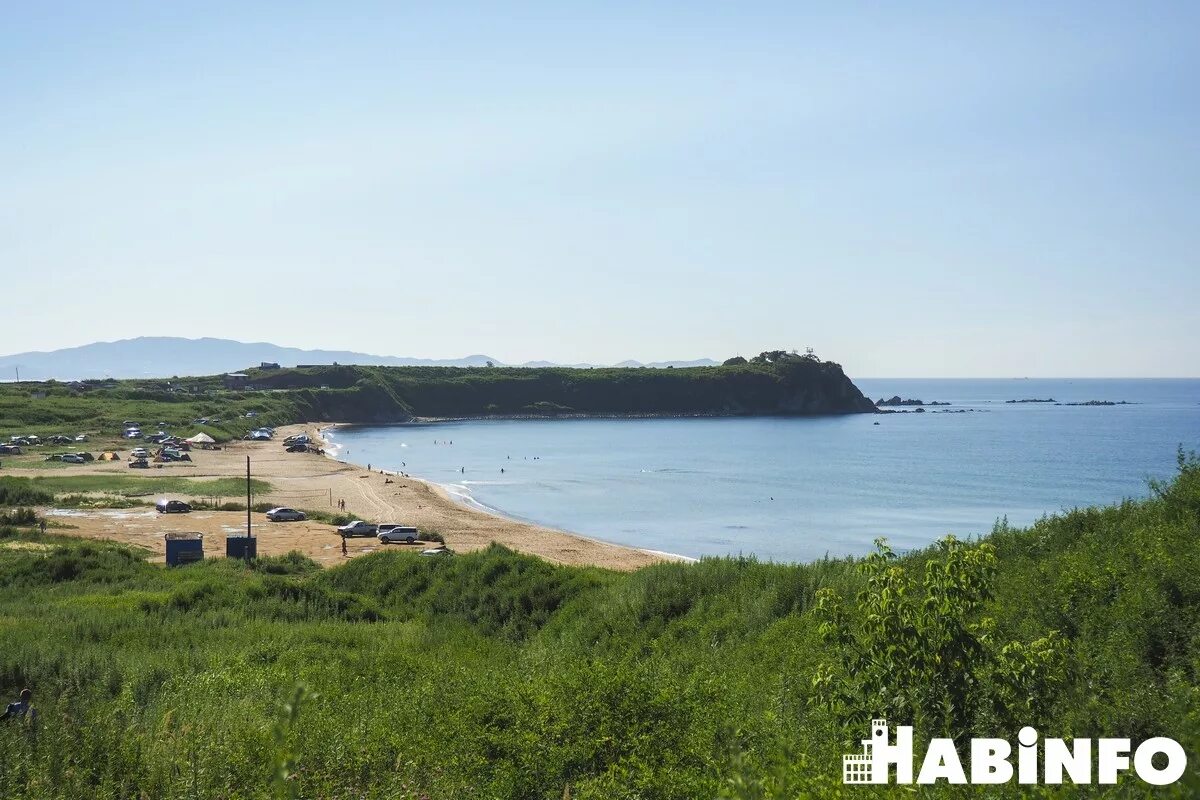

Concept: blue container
[[165, 534, 204, 566], [226, 536, 257, 560]]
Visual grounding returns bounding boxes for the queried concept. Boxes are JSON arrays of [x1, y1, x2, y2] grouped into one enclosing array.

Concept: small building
[[259, 362, 280, 370], [223, 373, 250, 389], [164, 532, 204, 566]]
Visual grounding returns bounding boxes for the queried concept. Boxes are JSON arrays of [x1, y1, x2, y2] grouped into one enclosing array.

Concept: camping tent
[[97, 451, 120, 461], [185, 433, 216, 444]]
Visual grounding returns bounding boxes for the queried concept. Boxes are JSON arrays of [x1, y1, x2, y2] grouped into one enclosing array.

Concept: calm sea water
[[326, 379, 1199, 562]]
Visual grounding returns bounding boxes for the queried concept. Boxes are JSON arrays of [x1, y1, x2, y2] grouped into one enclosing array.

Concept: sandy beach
[[19, 424, 672, 571]]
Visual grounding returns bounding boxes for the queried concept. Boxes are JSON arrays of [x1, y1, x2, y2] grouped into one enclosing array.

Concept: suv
[[155, 499, 192, 514], [266, 507, 306, 522], [337, 520, 377, 537], [377, 525, 419, 544]]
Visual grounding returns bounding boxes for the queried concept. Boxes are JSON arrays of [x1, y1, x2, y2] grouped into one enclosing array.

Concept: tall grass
[[19, 475, 273, 498], [0, 458, 1197, 797]]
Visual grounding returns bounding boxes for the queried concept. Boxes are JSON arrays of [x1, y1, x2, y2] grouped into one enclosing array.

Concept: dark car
[[155, 499, 192, 514], [285, 444, 309, 453]]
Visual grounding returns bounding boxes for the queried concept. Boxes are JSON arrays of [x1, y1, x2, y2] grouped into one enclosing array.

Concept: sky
[[1, 2, 1197, 377]]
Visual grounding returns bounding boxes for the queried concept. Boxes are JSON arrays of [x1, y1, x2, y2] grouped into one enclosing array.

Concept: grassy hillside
[[0, 454, 1196, 797], [0, 354, 874, 442]]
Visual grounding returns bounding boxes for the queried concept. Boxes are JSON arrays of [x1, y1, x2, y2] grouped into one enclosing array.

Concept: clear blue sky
[[2, 2, 1197, 376]]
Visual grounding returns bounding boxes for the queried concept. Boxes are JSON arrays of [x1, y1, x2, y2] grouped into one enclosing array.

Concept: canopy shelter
[[185, 433, 216, 444]]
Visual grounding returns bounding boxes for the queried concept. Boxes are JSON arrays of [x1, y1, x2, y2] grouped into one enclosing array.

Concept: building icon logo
[[842, 719, 913, 784]]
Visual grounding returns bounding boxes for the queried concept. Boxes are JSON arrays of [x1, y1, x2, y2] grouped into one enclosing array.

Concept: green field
[[0, 475, 272, 501], [0, 454, 1196, 797]]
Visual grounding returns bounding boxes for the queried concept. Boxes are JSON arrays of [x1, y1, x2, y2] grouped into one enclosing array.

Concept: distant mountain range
[[0, 338, 719, 381]]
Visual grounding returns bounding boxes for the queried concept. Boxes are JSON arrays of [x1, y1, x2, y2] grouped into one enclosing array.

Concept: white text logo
[[842, 719, 1185, 786]]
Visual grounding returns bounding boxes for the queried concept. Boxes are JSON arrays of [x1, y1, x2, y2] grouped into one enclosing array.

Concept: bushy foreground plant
[[812, 537, 1065, 742]]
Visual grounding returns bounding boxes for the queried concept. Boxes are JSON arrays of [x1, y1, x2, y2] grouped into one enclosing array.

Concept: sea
[[324, 379, 1199, 562]]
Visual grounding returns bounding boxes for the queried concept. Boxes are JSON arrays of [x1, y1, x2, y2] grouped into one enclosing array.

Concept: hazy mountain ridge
[[0, 337, 718, 381]]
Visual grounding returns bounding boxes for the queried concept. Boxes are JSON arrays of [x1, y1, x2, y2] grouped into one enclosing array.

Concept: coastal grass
[[0, 475, 272, 503], [0, 455, 1197, 797], [31, 475, 271, 498]]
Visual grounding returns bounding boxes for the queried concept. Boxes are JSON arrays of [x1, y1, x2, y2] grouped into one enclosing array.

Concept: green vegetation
[[0, 474, 270, 502], [0, 478, 53, 507], [0, 455, 1196, 797], [0, 353, 875, 443]]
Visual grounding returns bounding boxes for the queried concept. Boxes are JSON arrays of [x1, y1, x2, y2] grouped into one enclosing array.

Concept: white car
[[130, 447, 149, 458], [265, 507, 306, 522], [377, 525, 419, 544]]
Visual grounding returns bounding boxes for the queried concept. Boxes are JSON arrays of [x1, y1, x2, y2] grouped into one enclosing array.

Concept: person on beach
[[340, 536, 348, 557], [1, 689, 34, 723]]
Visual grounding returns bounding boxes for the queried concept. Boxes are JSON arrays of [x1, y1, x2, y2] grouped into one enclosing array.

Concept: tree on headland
[[722, 356, 747, 366], [749, 349, 820, 365]]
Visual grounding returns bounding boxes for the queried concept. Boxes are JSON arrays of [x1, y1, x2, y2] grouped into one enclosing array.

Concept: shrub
[[0, 507, 38, 526], [0, 477, 53, 506]]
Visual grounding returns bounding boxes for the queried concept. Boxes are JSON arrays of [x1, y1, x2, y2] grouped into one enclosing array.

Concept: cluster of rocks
[[1059, 400, 1135, 406], [878, 407, 986, 414], [875, 396, 950, 407]]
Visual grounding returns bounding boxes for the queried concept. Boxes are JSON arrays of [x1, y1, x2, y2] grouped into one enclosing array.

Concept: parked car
[[75, 434, 89, 442], [129, 458, 149, 469], [131, 448, 149, 458], [285, 444, 310, 453], [265, 507, 306, 522], [60, 454, 86, 464], [155, 499, 192, 514], [377, 525, 419, 544], [337, 520, 377, 537], [0, 445, 23, 455]]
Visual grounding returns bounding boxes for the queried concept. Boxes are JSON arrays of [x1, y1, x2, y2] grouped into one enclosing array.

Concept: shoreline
[[8, 424, 680, 572], [408, 409, 877, 423], [315, 424, 697, 567]]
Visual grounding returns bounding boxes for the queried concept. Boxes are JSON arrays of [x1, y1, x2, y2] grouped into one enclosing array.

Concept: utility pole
[[245, 456, 253, 561]]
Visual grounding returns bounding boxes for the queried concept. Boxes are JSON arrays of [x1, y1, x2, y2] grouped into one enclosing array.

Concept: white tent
[[185, 432, 216, 444]]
